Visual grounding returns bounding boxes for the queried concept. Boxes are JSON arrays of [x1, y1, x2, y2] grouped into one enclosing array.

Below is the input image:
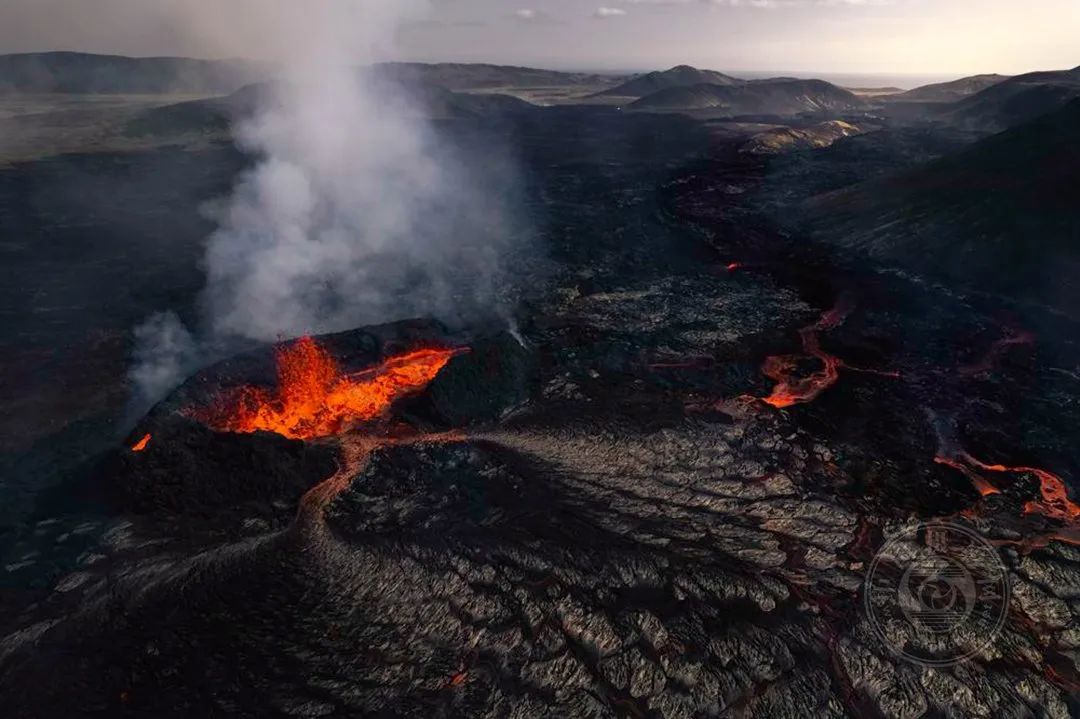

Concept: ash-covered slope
[[942, 66, 1080, 132], [0, 52, 265, 95], [803, 98, 1080, 312], [889, 73, 1009, 103], [742, 120, 867, 154], [632, 78, 864, 116], [594, 64, 742, 97]]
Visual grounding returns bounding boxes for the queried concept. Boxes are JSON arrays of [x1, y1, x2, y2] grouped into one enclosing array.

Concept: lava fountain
[[187, 336, 465, 440]]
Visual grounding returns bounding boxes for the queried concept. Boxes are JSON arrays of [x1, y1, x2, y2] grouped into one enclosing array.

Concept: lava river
[[761, 300, 851, 408]]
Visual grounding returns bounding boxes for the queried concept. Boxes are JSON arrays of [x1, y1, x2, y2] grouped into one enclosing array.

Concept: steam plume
[[129, 311, 198, 408], [130, 0, 525, 409]]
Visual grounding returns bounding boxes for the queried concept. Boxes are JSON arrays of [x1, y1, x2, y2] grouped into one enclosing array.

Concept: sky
[[0, 0, 1077, 78]]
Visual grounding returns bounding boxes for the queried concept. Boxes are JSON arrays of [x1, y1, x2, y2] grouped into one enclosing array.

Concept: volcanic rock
[[421, 331, 539, 427], [96, 417, 337, 518]]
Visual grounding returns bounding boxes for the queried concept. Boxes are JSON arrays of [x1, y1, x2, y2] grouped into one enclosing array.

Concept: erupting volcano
[[187, 337, 464, 441]]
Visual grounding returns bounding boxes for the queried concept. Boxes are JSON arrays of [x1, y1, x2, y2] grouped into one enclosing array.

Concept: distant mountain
[[802, 98, 1080, 312], [122, 79, 531, 140], [942, 66, 1080, 132], [594, 65, 742, 98], [0, 52, 265, 94], [631, 78, 864, 116], [890, 74, 1009, 103], [0, 54, 616, 97], [375, 62, 622, 91], [121, 85, 264, 138]]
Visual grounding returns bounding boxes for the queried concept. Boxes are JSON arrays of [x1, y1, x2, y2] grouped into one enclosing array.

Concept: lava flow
[[929, 412, 1080, 523], [130, 433, 151, 452], [761, 300, 851, 408], [188, 336, 464, 441], [965, 455, 1080, 523]]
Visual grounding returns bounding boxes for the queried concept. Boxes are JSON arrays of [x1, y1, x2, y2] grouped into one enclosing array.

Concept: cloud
[[509, 7, 559, 24], [711, 0, 894, 6], [593, 6, 628, 18], [619, 0, 891, 6]]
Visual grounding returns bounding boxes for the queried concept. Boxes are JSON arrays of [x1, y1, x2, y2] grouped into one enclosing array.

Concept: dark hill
[[631, 78, 864, 116], [0, 52, 265, 94], [942, 66, 1080, 131], [122, 79, 531, 139], [374, 62, 622, 90], [803, 98, 1080, 312], [594, 64, 742, 97], [890, 74, 1009, 103]]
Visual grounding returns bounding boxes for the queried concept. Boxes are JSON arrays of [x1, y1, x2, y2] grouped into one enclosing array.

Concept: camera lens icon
[[865, 522, 1009, 667]]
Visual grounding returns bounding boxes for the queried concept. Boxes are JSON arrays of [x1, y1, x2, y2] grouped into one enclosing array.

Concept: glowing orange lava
[[762, 303, 850, 408], [964, 455, 1080, 523], [189, 337, 464, 440], [933, 455, 1002, 497], [936, 448, 1080, 523], [130, 433, 152, 452]]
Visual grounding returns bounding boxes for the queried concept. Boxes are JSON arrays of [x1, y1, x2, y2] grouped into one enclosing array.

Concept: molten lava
[[762, 302, 850, 408], [935, 446, 1080, 523], [963, 455, 1080, 523], [131, 433, 151, 452], [189, 337, 463, 441], [933, 455, 1002, 498], [929, 410, 1080, 529]]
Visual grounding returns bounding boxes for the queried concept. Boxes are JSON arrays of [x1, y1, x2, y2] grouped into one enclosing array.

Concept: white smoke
[[130, 0, 525, 407], [129, 311, 199, 408]]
